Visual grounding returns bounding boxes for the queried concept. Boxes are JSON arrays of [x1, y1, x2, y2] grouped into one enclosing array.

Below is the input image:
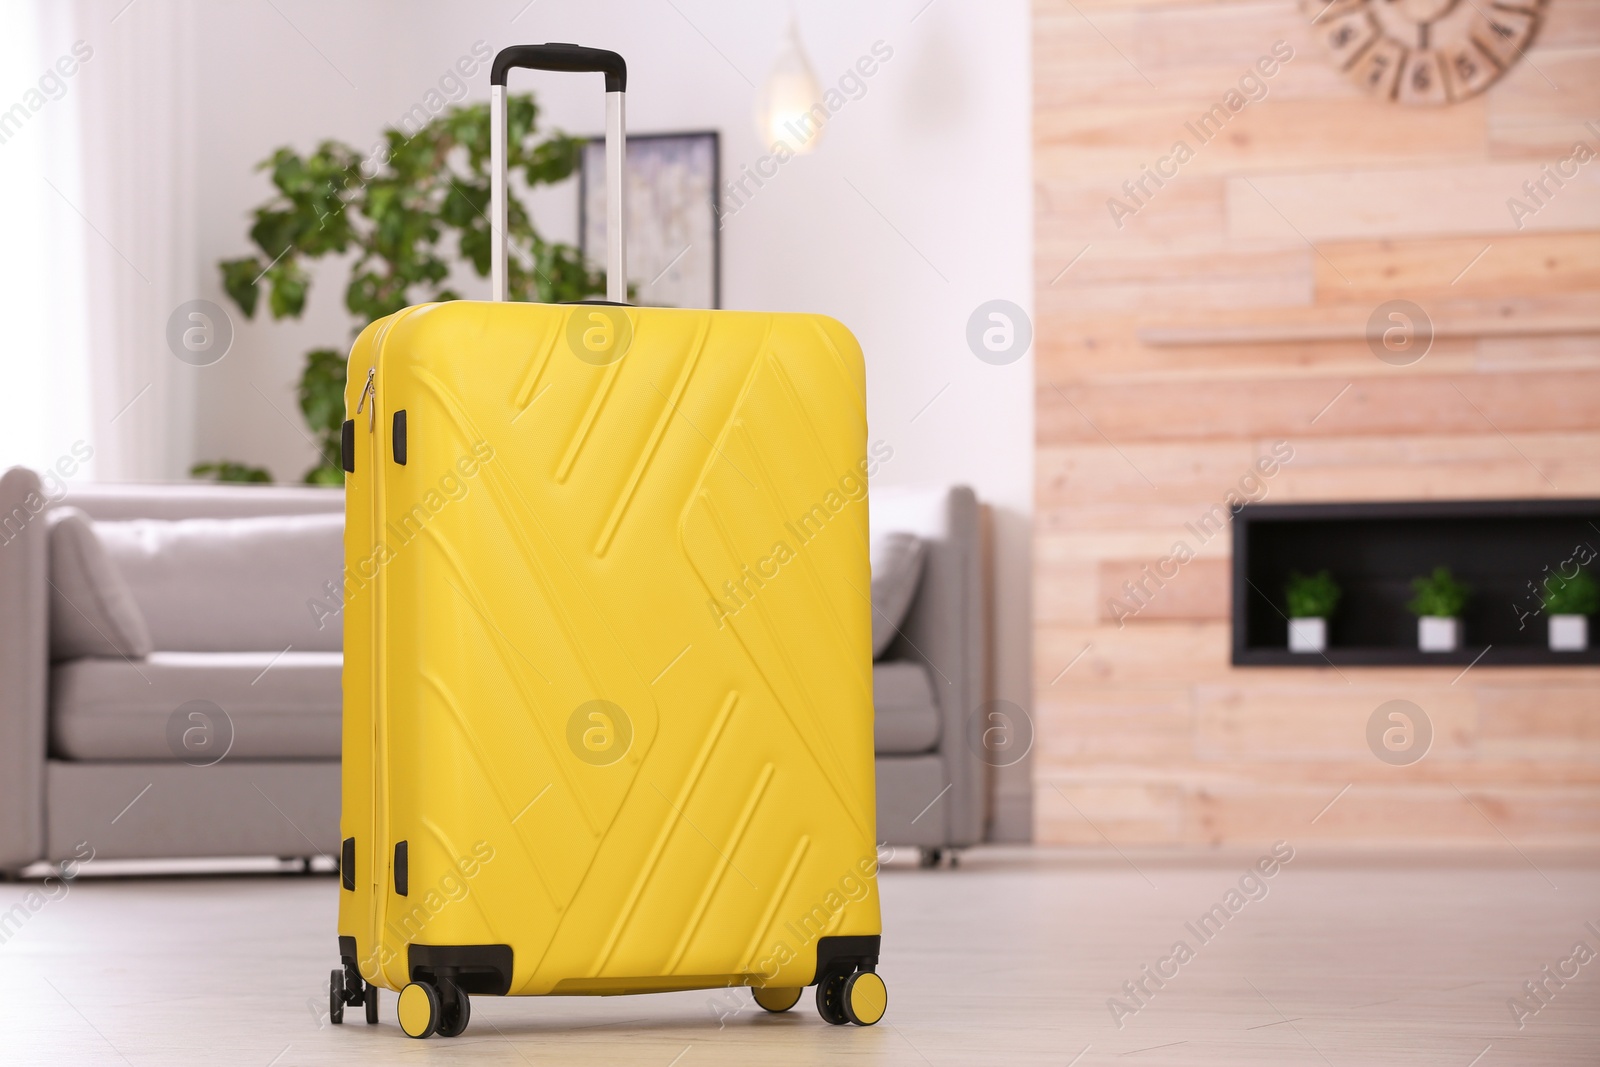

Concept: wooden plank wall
[[1033, 0, 1600, 846]]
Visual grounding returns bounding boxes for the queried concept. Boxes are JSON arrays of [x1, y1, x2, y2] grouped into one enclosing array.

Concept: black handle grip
[[490, 43, 626, 92]]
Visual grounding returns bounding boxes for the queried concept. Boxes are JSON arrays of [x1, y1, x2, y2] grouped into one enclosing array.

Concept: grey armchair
[[870, 486, 989, 865]]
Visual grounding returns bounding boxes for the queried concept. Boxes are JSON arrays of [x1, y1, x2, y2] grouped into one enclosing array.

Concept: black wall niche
[[1233, 499, 1600, 666]]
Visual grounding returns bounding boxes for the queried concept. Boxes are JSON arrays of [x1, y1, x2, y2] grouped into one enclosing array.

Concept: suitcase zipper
[[356, 367, 376, 431], [360, 356, 385, 980]]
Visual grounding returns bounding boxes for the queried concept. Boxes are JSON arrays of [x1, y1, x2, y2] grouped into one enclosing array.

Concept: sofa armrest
[[67, 481, 343, 521], [0, 467, 50, 870], [881, 486, 989, 847]]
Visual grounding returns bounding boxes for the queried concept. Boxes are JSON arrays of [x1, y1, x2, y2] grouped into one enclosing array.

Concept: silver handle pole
[[605, 90, 627, 303], [489, 85, 508, 302]]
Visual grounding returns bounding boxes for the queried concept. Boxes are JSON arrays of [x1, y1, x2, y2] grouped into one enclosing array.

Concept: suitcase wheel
[[751, 986, 803, 1013], [397, 982, 440, 1039], [328, 969, 345, 1025], [816, 968, 887, 1026], [397, 978, 470, 1039], [842, 971, 887, 1026], [331, 962, 374, 1026], [436, 979, 471, 1038], [815, 971, 850, 1025]]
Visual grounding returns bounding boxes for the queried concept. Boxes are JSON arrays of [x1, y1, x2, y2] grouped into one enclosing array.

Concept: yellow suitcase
[[331, 44, 885, 1040]]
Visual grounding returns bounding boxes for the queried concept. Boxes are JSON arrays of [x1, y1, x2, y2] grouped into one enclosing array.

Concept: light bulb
[[756, 18, 824, 156]]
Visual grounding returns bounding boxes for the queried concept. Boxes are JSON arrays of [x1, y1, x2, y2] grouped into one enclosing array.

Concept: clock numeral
[[1470, 6, 1537, 69], [1399, 51, 1450, 106], [1320, 9, 1378, 70], [1443, 42, 1498, 99], [1352, 36, 1407, 98]]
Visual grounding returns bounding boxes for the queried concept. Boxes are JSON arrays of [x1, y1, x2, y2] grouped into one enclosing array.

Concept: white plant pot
[[1288, 617, 1327, 653], [1418, 616, 1460, 653], [1549, 614, 1588, 652]]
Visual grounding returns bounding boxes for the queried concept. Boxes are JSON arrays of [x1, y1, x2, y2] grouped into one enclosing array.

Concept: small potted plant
[[1541, 568, 1597, 652], [1408, 566, 1470, 653], [1285, 570, 1340, 653]]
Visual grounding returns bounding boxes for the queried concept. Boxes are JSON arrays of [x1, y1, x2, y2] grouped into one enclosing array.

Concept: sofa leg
[[918, 847, 943, 869]]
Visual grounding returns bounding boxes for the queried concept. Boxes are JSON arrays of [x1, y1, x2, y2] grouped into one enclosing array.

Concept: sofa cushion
[[50, 651, 342, 761], [46, 507, 154, 660], [870, 532, 926, 659], [873, 660, 941, 755], [94, 513, 343, 652]]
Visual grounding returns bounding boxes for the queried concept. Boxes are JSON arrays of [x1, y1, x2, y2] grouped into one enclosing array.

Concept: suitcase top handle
[[489, 43, 628, 303], [490, 43, 627, 92]]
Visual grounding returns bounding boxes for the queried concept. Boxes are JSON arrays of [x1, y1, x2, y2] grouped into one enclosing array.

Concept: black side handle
[[490, 43, 626, 92]]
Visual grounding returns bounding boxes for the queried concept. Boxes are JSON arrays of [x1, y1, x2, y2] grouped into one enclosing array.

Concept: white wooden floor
[[2, 847, 1597, 1065]]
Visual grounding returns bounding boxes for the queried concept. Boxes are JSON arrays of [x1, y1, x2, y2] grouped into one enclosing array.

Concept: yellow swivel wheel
[[397, 982, 440, 1039], [752, 986, 803, 1013], [842, 971, 887, 1026]]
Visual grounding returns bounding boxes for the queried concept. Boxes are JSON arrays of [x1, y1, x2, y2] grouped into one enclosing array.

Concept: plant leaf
[[219, 257, 263, 318]]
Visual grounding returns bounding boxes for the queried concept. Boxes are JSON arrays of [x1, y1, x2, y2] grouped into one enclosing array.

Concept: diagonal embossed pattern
[[338, 300, 879, 997]]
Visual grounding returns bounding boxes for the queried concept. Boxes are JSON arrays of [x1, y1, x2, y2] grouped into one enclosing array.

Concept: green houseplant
[[1285, 570, 1340, 653], [1541, 568, 1597, 652], [1408, 566, 1470, 652], [1286, 570, 1341, 618], [189, 460, 272, 484], [1541, 568, 1599, 616], [197, 94, 606, 484]]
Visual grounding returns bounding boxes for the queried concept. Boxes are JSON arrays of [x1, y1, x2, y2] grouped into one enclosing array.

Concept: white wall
[[193, 0, 1034, 838]]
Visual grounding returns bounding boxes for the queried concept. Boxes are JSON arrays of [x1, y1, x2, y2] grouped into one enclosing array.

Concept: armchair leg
[[915, 848, 963, 869]]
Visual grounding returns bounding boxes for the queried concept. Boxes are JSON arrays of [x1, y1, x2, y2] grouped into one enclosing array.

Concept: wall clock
[[1310, 0, 1546, 104]]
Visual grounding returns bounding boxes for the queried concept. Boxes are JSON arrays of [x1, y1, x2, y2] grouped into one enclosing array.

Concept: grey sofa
[[0, 469, 987, 874], [870, 486, 989, 864], [0, 467, 344, 873]]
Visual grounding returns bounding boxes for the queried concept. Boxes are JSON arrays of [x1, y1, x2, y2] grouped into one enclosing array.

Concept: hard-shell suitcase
[[331, 43, 887, 1039]]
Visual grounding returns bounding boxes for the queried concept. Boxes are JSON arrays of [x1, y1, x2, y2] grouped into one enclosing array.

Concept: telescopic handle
[[490, 44, 627, 91], [489, 44, 627, 303]]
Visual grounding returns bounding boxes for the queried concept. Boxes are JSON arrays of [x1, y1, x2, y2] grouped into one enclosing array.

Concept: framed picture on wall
[[579, 131, 721, 310]]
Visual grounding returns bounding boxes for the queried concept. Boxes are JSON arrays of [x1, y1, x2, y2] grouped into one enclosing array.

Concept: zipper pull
[[355, 367, 376, 431]]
